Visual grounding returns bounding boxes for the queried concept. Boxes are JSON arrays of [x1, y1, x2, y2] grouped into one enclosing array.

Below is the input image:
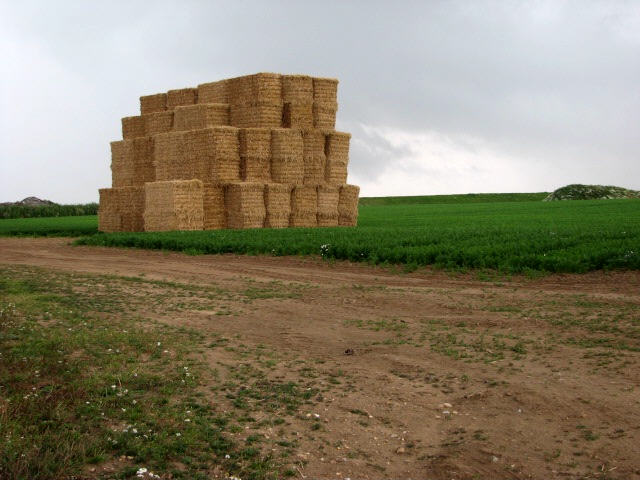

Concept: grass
[[0, 203, 98, 219], [0, 266, 334, 479], [1, 197, 639, 274], [359, 192, 548, 206], [0, 215, 97, 236]]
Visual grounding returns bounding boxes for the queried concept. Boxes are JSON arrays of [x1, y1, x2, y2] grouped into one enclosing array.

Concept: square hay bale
[[271, 129, 303, 184], [144, 180, 204, 232], [118, 186, 146, 232], [239, 128, 271, 181], [198, 80, 230, 104], [110, 140, 134, 187], [140, 93, 167, 114], [225, 182, 265, 229], [167, 88, 197, 109], [131, 137, 155, 185], [152, 132, 177, 181], [338, 184, 360, 226], [228, 73, 282, 106], [121, 116, 146, 139], [203, 183, 226, 230], [264, 183, 292, 228], [173, 104, 230, 131], [325, 131, 351, 185], [312, 77, 338, 104], [229, 102, 283, 128], [290, 185, 317, 227], [144, 111, 174, 136], [317, 185, 339, 227], [207, 127, 241, 183], [282, 75, 313, 103], [98, 188, 121, 232], [282, 102, 313, 128], [313, 102, 337, 129], [301, 130, 326, 184]]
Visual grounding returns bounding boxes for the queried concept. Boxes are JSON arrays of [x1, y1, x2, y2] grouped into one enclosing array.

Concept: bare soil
[[1, 237, 639, 480]]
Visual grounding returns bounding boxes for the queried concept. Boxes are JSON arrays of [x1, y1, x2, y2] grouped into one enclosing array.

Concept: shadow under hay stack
[[98, 73, 359, 232]]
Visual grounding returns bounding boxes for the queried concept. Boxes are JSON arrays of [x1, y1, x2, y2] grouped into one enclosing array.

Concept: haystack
[[167, 88, 197, 109], [143, 180, 204, 232], [317, 185, 339, 227], [110, 141, 133, 187], [173, 104, 230, 131], [264, 183, 292, 228], [203, 183, 226, 230], [271, 129, 304, 184], [301, 129, 326, 184], [144, 111, 174, 136], [98, 188, 120, 232], [197, 80, 230, 104], [121, 116, 146, 139], [325, 132, 351, 184], [225, 182, 265, 229], [239, 128, 271, 181], [140, 93, 167, 114], [338, 184, 359, 226], [290, 185, 318, 227]]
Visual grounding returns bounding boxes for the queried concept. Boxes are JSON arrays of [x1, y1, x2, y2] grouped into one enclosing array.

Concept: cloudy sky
[[1, 0, 639, 203]]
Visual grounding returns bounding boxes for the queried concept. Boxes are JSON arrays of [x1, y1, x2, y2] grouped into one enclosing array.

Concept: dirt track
[[1, 237, 639, 480]]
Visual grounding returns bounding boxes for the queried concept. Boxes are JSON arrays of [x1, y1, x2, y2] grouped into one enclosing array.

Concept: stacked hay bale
[[144, 180, 204, 231], [98, 73, 359, 232]]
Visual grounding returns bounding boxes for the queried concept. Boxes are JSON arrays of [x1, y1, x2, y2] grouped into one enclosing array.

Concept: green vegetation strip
[[0, 215, 98, 236], [75, 199, 640, 273], [359, 192, 548, 206], [0, 203, 98, 219]]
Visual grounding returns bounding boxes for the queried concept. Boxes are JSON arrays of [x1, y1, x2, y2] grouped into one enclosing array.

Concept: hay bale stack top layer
[[140, 93, 167, 114], [167, 88, 197, 109]]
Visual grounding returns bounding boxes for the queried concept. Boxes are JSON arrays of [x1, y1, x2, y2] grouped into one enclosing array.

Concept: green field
[[2, 198, 638, 273], [0, 215, 98, 236], [359, 192, 549, 206]]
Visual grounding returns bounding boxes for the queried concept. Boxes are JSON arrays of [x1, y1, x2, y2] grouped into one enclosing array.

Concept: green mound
[[544, 184, 640, 201]]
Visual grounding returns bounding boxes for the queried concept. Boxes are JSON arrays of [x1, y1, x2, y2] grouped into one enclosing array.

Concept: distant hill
[[544, 184, 640, 201], [0, 196, 56, 207], [359, 192, 548, 206]]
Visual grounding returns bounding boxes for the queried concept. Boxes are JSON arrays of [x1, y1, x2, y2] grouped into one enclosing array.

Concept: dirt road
[[1, 237, 639, 479]]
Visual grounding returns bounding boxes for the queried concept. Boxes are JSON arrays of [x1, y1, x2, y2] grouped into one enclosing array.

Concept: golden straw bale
[[317, 185, 339, 227], [283, 102, 313, 128], [313, 102, 337, 129], [121, 116, 146, 139], [312, 77, 338, 103], [198, 80, 230, 104], [324, 131, 351, 184], [173, 104, 230, 131], [143, 180, 204, 232], [208, 127, 241, 183], [271, 129, 304, 184], [239, 128, 271, 181], [140, 93, 167, 114], [228, 73, 282, 106], [229, 103, 283, 128], [225, 182, 265, 229], [118, 186, 145, 232], [144, 111, 174, 136], [110, 141, 134, 187], [290, 185, 317, 227], [282, 75, 313, 103], [98, 188, 121, 232], [264, 183, 292, 228], [338, 184, 360, 226], [301, 129, 326, 184], [203, 183, 226, 230], [166, 88, 197, 109]]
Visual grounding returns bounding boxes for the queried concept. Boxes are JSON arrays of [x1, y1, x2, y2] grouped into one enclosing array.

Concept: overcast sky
[[1, 0, 638, 203]]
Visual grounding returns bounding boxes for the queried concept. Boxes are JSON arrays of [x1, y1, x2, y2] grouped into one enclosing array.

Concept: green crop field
[[359, 192, 549, 206], [2, 198, 638, 273], [0, 215, 98, 236]]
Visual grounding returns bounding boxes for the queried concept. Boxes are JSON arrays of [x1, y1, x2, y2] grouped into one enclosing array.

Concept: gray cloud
[[1, 0, 638, 202]]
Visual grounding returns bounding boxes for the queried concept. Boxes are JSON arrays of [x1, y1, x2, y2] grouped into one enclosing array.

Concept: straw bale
[[118, 186, 145, 232], [208, 127, 241, 183], [229, 103, 283, 128], [282, 102, 313, 128], [203, 183, 226, 230], [122, 116, 146, 139], [324, 131, 350, 184], [173, 104, 230, 131], [325, 158, 348, 185], [271, 129, 304, 184], [312, 77, 338, 104], [313, 102, 337, 129], [140, 93, 167, 114], [239, 128, 271, 181], [264, 183, 292, 228], [98, 188, 121, 232], [143, 180, 204, 232], [198, 80, 230, 104], [225, 182, 265, 229], [111, 141, 133, 187], [282, 75, 313, 103], [166, 88, 197, 109], [152, 132, 177, 181], [144, 111, 174, 136], [338, 184, 360, 226], [301, 129, 326, 184], [228, 73, 282, 105], [317, 185, 339, 227], [290, 185, 317, 227]]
